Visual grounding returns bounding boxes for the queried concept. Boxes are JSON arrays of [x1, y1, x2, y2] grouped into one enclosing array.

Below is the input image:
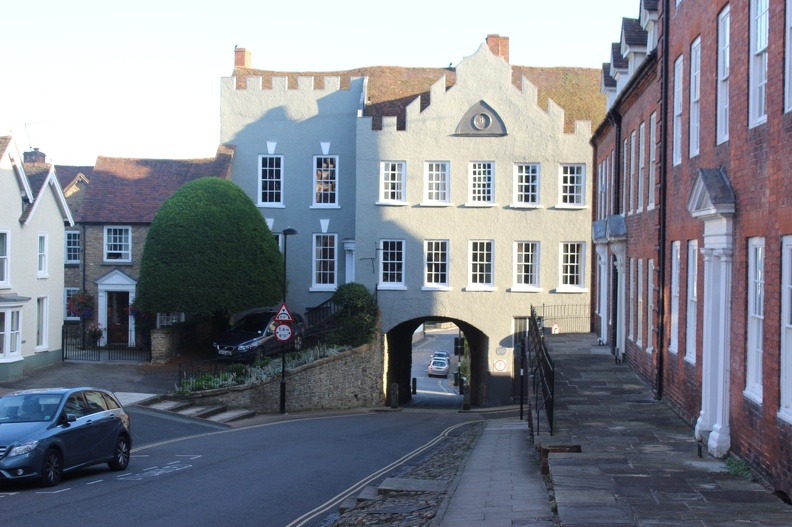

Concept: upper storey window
[[379, 161, 406, 204], [468, 162, 494, 205], [104, 227, 131, 263], [514, 164, 539, 207], [559, 165, 585, 207], [258, 155, 283, 206], [314, 156, 338, 207], [424, 162, 449, 204], [750, 0, 769, 127]]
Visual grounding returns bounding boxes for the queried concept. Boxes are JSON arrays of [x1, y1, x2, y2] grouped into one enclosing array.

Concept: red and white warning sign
[[274, 303, 293, 323]]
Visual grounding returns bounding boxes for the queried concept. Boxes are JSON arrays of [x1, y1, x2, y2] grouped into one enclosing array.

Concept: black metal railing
[[305, 298, 343, 328], [527, 306, 555, 435], [533, 303, 591, 334], [62, 323, 151, 362]]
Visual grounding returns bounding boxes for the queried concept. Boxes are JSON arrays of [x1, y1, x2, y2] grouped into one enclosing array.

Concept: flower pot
[[81, 308, 93, 319]]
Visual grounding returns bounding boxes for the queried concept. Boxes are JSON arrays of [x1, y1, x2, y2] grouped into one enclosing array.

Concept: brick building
[[592, 0, 792, 499]]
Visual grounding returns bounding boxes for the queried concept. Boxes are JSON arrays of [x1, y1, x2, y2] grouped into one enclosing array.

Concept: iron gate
[[62, 324, 151, 362]]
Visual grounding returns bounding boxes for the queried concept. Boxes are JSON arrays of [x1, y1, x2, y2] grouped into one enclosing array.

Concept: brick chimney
[[486, 34, 510, 63], [23, 148, 46, 164], [235, 47, 251, 68]]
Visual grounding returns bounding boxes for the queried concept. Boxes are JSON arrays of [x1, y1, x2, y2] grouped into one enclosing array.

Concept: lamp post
[[280, 227, 297, 414]]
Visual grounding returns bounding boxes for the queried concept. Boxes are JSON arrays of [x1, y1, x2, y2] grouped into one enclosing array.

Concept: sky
[[0, 0, 640, 166]]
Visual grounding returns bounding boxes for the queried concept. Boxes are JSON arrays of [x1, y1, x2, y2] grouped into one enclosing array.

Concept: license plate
[[219, 349, 232, 356]]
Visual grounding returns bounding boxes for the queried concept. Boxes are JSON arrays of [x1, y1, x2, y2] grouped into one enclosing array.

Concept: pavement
[[2, 335, 792, 526]]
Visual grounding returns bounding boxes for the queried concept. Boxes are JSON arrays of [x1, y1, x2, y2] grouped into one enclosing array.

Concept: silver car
[[0, 387, 132, 487], [428, 358, 450, 378]]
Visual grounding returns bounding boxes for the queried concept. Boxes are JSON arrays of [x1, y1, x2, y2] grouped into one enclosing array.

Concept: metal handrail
[[528, 306, 555, 435]]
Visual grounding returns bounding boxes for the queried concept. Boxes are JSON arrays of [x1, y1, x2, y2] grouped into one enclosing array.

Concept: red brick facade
[[592, 0, 792, 500]]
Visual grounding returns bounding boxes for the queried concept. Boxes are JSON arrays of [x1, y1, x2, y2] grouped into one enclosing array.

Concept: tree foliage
[[135, 178, 283, 316], [330, 283, 378, 347]]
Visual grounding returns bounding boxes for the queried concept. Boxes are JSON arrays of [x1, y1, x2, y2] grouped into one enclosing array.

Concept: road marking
[[36, 488, 70, 494], [118, 463, 192, 481], [86, 480, 103, 485]]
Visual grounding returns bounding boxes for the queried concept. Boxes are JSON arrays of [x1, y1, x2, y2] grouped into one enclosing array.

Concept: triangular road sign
[[274, 303, 293, 322]]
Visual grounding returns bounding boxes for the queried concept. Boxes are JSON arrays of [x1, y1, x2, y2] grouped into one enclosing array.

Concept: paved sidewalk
[[532, 333, 792, 527]]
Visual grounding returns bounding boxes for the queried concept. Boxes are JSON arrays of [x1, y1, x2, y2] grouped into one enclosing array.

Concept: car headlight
[[8, 440, 38, 457], [237, 343, 253, 351]]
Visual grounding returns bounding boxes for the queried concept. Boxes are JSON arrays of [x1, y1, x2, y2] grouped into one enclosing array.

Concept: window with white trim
[[469, 162, 494, 204], [559, 242, 586, 291], [379, 239, 405, 288], [673, 56, 683, 165], [750, 0, 769, 127], [0, 231, 7, 287], [514, 163, 539, 206], [629, 131, 636, 213], [37, 234, 48, 277], [66, 231, 80, 265], [597, 161, 605, 220], [787, 1, 792, 112], [380, 161, 406, 203], [647, 259, 655, 352], [629, 258, 635, 340], [514, 241, 539, 290], [685, 240, 698, 363], [718, 6, 731, 143], [689, 37, 701, 157], [560, 164, 585, 206], [313, 156, 338, 206], [36, 297, 48, 349], [745, 237, 764, 403], [157, 312, 185, 328], [779, 236, 792, 422], [424, 162, 449, 204], [0, 307, 22, 358], [670, 241, 680, 353], [312, 234, 337, 290], [468, 240, 494, 288], [104, 226, 131, 262], [638, 259, 644, 346], [258, 155, 283, 206], [424, 240, 449, 288], [638, 122, 645, 212], [65, 288, 80, 320], [648, 113, 657, 209], [622, 139, 628, 212]]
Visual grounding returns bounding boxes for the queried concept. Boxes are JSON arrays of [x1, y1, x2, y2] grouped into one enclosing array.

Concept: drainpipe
[[655, 0, 671, 400], [608, 110, 622, 353]]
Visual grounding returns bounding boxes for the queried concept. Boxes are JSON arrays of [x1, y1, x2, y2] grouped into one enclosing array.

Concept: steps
[[145, 398, 256, 424]]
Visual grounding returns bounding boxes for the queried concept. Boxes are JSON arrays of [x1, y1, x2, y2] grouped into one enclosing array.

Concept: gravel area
[[327, 421, 486, 526]]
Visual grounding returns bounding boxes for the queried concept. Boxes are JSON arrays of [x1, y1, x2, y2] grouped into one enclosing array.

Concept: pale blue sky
[[0, 0, 638, 165]]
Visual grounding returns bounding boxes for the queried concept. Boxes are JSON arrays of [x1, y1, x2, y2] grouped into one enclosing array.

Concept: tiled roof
[[22, 163, 51, 200], [602, 63, 617, 88], [642, 0, 659, 12], [0, 136, 10, 159], [622, 18, 648, 47], [611, 43, 628, 71], [55, 165, 93, 189], [76, 144, 235, 224], [232, 63, 605, 134]]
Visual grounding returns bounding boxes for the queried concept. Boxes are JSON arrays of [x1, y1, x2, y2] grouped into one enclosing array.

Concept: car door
[[57, 392, 94, 468], [82, 390, 124, 463]]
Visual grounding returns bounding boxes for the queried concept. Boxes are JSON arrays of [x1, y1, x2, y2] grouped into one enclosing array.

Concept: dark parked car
[[213, 309, 307, 362], [0, 387, 132, 487]]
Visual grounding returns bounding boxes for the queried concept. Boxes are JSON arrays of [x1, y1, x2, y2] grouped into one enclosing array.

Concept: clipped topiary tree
[[135, 178, 283, 317], [330, 282, 378, 347]]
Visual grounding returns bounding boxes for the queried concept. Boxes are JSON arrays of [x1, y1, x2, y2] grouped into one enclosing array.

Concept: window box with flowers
[[67, 291, 96, 319], [86, 323, 105, 344]]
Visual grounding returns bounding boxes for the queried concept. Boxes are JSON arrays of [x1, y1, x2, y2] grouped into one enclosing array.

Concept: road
[[0, 408, 480, 527], [409, 328, 464, 410]]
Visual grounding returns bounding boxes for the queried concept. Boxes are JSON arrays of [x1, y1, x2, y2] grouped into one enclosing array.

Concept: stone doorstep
[[147, 399, 193, 412], [536, 441, 582, 475], [144, 398, 256, 424], [206, 408, 256, 423], [176, 405, 228, 419]]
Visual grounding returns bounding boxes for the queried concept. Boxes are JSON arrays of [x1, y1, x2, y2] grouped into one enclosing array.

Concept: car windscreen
[[0, 394, 64, 422], [230, 313, 274, 333]]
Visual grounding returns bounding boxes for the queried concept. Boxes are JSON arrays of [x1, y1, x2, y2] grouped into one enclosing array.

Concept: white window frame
[[787, 0, 792, 112], [685, 240, 698, 364], [379, 161, 407, 204], [669, 241, 680, 354], [157, 312, 185, 328], [558, 242, 586, 293], [378, 239, 405, 289], [0, 231, 8, 288], [673, 56, 683, 166], [424, 240, 450, 290], [313, 155, 339, 207], [623, 139, 629, 212], [648, 113, 657, 209], [559, 164, 585, 207], [424, 162, 450, 205], [0, 307, 22, 359], [689, 37, 701, 157], [749, 0, 769, 127], [629, 131, 636, 213], [745, 237, 765, 404], [468, 240, 494, 290], [718, 6, 731, 143], [65, 230, 80, 265], [629, 258, 636, 341], [65, 288, 80, 321], [311, 233, 337, 291], [36, 296, 48, 350], [647, 259, 655, 353], [258, 154, 284, 207], [514, 163, 540, 207], [779, 236, 792, 422], [468, 162, 495, 205], [37, 233, 48, 278], [104, 226, 132, 263], [638, 122, 645, 212], [637, 259, 644, 347], [513, 241, 540, 291]]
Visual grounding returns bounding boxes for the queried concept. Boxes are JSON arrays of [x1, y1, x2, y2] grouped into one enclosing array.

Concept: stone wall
[[184, 338, 385, 414]]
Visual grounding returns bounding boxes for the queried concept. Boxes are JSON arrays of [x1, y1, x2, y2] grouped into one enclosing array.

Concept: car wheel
[[108, 435, 130, 471], [40, 448, 63, 487], [293, 334, 303, 351]]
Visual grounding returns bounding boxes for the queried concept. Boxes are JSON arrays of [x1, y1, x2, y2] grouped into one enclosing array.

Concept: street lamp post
[[280, 227, 297, 414]]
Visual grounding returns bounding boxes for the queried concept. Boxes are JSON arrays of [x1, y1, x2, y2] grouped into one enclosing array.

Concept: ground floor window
[[0, 308, 21, 358]]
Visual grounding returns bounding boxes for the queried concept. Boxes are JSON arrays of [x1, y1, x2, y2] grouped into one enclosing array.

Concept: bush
[[330, 283, 378, 347]]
